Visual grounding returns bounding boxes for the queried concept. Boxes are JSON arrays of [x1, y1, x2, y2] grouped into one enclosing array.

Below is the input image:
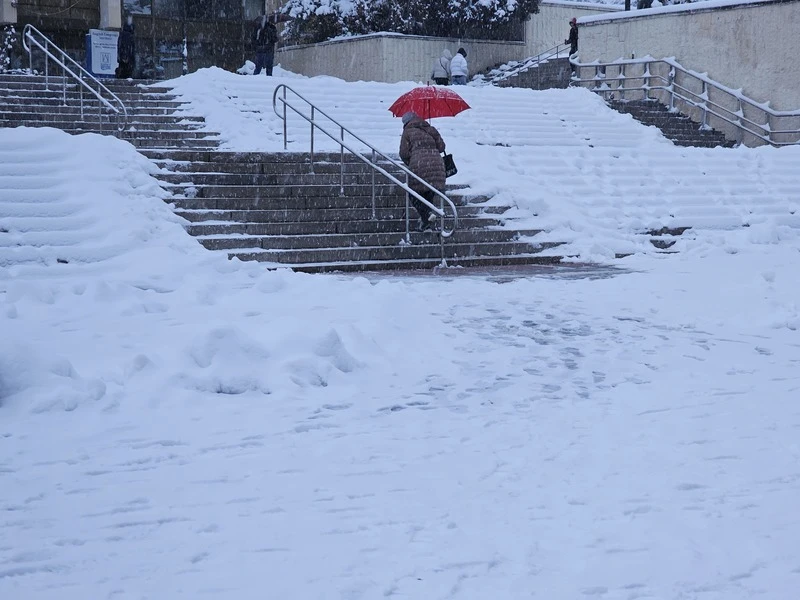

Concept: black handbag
[[443, 153, 457, 178]]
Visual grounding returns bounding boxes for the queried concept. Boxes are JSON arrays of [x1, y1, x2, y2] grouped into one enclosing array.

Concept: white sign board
[[88, 29, 119, 77]]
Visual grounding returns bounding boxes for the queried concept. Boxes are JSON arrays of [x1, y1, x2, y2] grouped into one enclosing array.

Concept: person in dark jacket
[[116, 15, 136, 79], [399, 112, 447, 231], [565, 17, 578, 56], [253, 14, 278, 76]]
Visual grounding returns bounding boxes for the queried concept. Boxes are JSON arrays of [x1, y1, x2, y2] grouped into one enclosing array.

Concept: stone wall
[[277, 34, 526, 85], [526, 1, 622, 56], [577, 0, 800, 111]]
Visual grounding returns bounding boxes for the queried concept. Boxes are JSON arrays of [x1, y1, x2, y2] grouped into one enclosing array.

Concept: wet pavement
[[355, 262, 632, 283]]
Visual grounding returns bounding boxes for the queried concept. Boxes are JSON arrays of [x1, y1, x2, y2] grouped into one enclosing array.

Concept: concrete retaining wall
[[277, 34, 526, 84], [577, 0, 800, 111]]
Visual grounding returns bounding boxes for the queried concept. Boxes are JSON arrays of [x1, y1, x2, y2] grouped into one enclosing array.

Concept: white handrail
[[272, 84, 459, 243], [570, 55, 800, 147], [22, 24, 128, 131]]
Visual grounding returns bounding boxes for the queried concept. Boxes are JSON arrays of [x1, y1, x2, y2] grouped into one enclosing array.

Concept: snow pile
[[0, 127, 204, 279]]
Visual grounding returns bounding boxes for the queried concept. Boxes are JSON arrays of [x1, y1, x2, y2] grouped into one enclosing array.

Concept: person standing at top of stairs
[[566, 18, 578, 56], [431, 49, 452, 85], [116, 15, 136, 79], [253, 14, 278, 76], [450, 48, 469, 85]]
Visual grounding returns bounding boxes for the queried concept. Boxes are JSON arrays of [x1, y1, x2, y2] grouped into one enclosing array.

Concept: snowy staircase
[[143, 150, 565, 273], [486, 57, 572, 90], [0, 74, 220, 150], [608, 99, 735, 148]]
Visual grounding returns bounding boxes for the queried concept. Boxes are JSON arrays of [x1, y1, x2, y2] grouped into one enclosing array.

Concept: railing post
[[339, 126, 345, 197], [62, 64, 66, 105], [619, 63, 625, 101], [404, 173, 411, 244], [668, 70, 675, 111], [309, 105, 315, 165], [79, 72, 84, 120], [282, 87, 287, 150], [370, 149, 376, 219], [701, 81, 708, 128]]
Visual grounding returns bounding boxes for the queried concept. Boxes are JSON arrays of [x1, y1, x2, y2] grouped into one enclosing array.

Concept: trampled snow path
[[3, 261, 800, 599]]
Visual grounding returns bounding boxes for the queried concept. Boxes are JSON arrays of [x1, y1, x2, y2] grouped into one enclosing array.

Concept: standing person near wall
[[399, 111, 447, 232], [253, 14, 278, 76], [565, 17, 579, 56], [450, 47, 468, 85], [116, 15, 136, 79], [431, 49, 452, 85]]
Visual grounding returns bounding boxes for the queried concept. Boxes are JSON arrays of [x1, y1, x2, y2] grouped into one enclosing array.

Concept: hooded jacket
[[399, 116, 447, 195], [431, 49, 452, 80], [449, 51, 468, 78], [118, 21, 135, 64]]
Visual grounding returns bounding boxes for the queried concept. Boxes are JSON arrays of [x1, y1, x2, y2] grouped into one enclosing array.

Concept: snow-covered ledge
[[577, 0, 800, 112], [0, 0, 17, 24]]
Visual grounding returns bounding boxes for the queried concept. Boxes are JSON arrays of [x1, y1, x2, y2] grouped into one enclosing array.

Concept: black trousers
[[410, 189, 435, 222], [433, 77, 449, 85], [254, 51, 274, 76]]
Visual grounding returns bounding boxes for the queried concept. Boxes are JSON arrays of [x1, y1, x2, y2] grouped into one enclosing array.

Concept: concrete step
[[1, 119, 205, 134], [226, 239, 561, 265], [0, 109, 203, 124], [179, 212, 504, 230], [0, 91, 185, 106], [128, 138, 221, 149], [0, 104, 198, 118], [171, 204, 497, 221], [197, 228, 543, 250], [253, 253, 564, 273], [165, 183, 417, 199], [156, 172, 421, 186]]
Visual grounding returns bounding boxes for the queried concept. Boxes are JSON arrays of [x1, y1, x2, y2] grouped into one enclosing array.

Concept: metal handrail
[[272, 84, 459, 246], [487, 43, 571, 86], [570, 55, 800, 147], [22, 24, 128, 132]]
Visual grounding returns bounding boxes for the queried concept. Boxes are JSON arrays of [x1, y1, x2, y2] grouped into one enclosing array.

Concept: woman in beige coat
[[399, 111, 447, 231]]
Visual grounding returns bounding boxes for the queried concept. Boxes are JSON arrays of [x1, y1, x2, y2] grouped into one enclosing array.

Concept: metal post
[[310, 106, 315, 165], [439, 198, 446, 265], [79, 72, 84, 120], [404, 173, 411, 244], [282, 87, 287, 150], [701, 81, 708, 128], [620, 63, 625, 101], [668, 70, 675, 111], [370, 149, 376, 219], [339, 126, 345, 197]]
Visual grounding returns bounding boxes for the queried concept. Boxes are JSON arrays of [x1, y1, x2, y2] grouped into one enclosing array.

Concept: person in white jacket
[[431, 49, 452, 85], [450, 47, 468, 85]]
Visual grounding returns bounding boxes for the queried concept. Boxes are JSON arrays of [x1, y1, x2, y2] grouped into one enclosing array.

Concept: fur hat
[[401, 112, 417, 125]]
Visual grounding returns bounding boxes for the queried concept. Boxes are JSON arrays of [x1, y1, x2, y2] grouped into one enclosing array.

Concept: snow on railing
[[569, 55, 800, 147]]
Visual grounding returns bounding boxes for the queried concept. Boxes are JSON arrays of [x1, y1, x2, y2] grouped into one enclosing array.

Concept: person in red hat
[[565, 17, 579, 56]]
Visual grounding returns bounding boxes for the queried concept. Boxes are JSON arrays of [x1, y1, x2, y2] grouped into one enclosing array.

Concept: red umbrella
[[389, 86, 470, 120]]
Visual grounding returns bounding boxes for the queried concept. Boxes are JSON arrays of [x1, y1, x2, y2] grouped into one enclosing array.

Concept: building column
[[0, 0, 18, 24], [100, 0, 122, 29]]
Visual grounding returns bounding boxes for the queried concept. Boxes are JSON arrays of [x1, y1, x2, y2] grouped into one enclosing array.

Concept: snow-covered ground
[[2, 69, 800, 600]]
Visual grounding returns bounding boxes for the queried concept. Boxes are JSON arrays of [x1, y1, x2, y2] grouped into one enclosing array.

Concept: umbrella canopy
[[389, 86, 470, 120]]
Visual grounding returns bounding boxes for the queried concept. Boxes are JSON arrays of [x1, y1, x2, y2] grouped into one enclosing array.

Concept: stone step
[[128, 138, 221, 149], [171, 204, 498, 220], [254, 253, 564, 273], [0, 82, 178, 100], [156, 172, 423, 186], [164, 183, 419, 199], [179, 213, 504, 230], [197, 228, 543, 250], [226, 239, 561, 265], [0, 92, 186, 107], [141, 150, 400, 164], [0, 119, 206, 134], [0, 105, 198, 119], [0, 109, 203, 124]]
